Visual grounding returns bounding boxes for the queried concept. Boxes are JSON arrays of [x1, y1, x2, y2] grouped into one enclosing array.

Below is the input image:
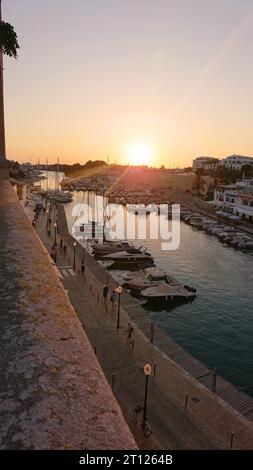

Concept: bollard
[[153, 363, 157, 377], [112, 373, 116, 391], [230, 431, 234, 450], [211, 368, 217, 393], [184, 393, 188, 410], [150, 322, 155, 344]]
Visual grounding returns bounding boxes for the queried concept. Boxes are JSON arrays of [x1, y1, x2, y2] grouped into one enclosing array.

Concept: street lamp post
[[143, 363, 152, 426], [115, 286, 123, 329], [53, 222, 57, 246], [73, 240, 77, 270], [81, 247, 85, 274], [46, 209, 49, 229]]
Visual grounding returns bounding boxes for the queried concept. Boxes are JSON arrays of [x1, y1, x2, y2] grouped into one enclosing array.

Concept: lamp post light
[[46, 209, 49, 229], [53, 222, 57, 246], [115, 285, 123, 330], [73, 240, 77, 270], [81, 247, 85, 274], [143, 363, 152, 426]]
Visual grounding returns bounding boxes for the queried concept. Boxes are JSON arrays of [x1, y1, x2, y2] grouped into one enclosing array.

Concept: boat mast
[[107, 154, 110, 182], [46, 158, 48, 191], [57, 156, 60, 190]]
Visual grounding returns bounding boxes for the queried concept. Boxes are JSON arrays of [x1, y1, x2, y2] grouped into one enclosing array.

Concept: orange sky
[[4, 0, 253, 167]]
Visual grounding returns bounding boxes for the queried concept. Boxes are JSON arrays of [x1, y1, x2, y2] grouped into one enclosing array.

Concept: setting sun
[[126, 142, 154, 166]]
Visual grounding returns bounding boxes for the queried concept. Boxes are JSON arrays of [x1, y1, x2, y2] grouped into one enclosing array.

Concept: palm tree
[[0, 0, 19, 159]]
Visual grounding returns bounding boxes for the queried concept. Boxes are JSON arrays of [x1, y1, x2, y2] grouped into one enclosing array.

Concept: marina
[[182, 211, 253, 250], [46, 198, 253, 427], [3, 0, 253, 453], [35, 173, 253, 397]]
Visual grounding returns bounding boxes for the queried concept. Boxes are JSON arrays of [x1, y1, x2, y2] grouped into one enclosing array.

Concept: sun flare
[[126, 141, 153, 166]]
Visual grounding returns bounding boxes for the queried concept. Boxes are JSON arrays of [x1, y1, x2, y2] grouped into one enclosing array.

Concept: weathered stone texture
[[0, 181, 137, 449]]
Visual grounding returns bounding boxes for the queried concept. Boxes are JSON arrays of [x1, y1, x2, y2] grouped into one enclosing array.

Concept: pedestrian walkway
[[34, 208, 253, 450]]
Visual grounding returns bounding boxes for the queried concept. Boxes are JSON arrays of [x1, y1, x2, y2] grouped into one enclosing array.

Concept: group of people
[[103, 285, 117, 308]]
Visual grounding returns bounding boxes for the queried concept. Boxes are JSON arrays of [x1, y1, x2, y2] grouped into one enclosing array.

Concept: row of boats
[[182, 212, 253, 250], [92, 241, 197, 303], [40, 190, 73, 204]]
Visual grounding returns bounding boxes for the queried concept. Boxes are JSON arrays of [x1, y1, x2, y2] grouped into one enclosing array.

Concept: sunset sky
[[4, 0, 253, 167]]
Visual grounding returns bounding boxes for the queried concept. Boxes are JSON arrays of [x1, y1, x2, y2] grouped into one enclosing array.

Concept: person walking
[[126, 322, 134, 351], [63, 241, 67, 256], [110, 289, 117, 310], [126, 322, 134, 340], [103, 285, 109, 302], [81, 260, 85, 275], [50, 245, 57, 264], [103, 285, 109, 311]]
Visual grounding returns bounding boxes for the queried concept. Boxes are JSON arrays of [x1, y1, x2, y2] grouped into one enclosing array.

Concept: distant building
[[213, 179, 253, 223], [220, 155, 253, 171], [192, 156, 218, 173]]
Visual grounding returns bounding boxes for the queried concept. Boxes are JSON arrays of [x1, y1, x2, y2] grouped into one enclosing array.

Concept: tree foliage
[[0, 21, 19, 58], [192, 174, 205, 196], [241, 164, 253, 178], [44, 160, 107, 177]]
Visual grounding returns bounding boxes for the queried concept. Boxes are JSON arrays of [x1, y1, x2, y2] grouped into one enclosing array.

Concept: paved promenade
[[35, 204, 253, 450]]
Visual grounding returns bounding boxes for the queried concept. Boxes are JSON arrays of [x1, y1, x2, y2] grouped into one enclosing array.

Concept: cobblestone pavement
[[35, 209, 236, 450]]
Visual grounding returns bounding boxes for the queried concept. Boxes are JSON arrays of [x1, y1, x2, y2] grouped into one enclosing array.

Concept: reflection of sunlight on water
[[39, 176, 253, 395]]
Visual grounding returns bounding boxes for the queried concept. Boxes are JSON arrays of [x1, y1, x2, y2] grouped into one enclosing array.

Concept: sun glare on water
[[126, 141, 154, 166]]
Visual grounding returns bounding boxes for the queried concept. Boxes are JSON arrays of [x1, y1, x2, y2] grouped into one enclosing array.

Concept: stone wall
[[0, 180, 137, 450]]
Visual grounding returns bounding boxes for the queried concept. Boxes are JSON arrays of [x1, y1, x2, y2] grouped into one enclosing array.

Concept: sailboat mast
[[107, 154, 110, 182], [57, 157, 60, 190], [46, 158, 48, 191]]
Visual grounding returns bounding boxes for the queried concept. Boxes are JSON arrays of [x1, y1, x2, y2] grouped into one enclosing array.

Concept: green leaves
[[0, 21, 19, 59]]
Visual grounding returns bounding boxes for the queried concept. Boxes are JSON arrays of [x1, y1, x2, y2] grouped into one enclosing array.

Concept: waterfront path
[[34, 205, 253, 450]]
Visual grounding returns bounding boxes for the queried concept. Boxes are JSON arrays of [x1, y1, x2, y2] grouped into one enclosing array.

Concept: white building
[[219, 155, 253, 171], [213, 179, 253, 223], [192, 156, 218, 172]]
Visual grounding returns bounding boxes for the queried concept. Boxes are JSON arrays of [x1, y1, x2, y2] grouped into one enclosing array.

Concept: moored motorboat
[[124, 267, 167, 291], [42, 189, 73, 203], [102, 250, 155, 268], [92, 241, 142, 257], [141, 281, 197, 302]]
